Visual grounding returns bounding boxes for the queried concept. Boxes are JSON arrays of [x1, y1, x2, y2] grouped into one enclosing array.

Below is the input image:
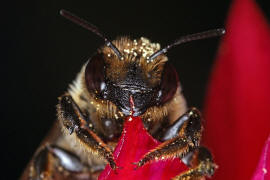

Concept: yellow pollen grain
[[124, 49, 130, 54]]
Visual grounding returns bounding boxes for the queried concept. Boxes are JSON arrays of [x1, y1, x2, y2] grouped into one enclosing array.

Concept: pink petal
[[203, 0, 270, 179], [99, 116, 187, 180]]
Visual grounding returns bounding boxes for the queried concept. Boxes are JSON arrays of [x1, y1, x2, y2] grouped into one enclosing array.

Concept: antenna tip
[[59, 9, 67, 16], [219, 28, 226, 35]]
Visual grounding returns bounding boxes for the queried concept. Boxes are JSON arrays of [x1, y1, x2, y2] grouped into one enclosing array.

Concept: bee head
[[85, 37, 179, 116], [60, 9, 225, 116]]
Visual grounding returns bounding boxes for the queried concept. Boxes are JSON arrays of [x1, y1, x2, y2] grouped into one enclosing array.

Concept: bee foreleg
[[57, 94, 117, 170], [161, 108, 203, 145], [172, 146, 218, 180], [29, 144, 88, 180], [135, 108, 202, 167]]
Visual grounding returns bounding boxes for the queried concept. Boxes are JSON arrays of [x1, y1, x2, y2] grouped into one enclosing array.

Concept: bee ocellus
[[20, 9, 224, 180]]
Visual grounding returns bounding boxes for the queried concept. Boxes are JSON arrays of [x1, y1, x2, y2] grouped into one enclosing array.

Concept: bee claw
[[131, 162, 140, 170], [112, 165, 123, 174]]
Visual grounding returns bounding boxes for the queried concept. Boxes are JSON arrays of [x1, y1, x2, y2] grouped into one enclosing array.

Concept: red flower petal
[[98, 116, 187, 180], [252, 135, 270, 180], [203, 0, 270, 179]]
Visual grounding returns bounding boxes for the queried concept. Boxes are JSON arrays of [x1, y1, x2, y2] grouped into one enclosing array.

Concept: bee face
[[59, 9, 224, 118], [85, 37, 179, 116]]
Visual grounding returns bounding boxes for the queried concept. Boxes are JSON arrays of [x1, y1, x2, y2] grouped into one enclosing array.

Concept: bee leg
[[160, 108, 201, 142], [135, 108, 202, 167], [29, 145, 53, 180], [29, 144, 89, 180], [57, 94, 117, 170], [172, 146, 218, 180]]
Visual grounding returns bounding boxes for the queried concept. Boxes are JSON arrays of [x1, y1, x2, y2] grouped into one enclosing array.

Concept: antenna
[[60, 9, 123, 60], [148, 28, 225, 62]]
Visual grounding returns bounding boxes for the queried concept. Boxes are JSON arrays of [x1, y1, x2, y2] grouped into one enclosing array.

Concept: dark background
[[3, 0, 269, 179]]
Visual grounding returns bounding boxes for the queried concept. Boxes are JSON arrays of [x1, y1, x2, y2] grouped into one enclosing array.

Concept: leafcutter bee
[[20, 9, 224, 180]]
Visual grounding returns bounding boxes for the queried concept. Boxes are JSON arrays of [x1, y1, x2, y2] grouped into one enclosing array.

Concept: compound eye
[[158, 62, 179, 104], [85, 53, 106, 98]]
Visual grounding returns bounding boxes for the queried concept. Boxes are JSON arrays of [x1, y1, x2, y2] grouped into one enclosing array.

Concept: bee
[[20, 9, 225, 180]]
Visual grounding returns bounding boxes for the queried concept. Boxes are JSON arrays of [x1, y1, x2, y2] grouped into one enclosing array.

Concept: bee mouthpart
[[129, 95, 135, 116], [119, 106, 142, 117]]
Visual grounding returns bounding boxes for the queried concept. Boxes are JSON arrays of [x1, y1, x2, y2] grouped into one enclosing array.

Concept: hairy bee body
[[21, 10, 223, 180], [20, 37, 188, 180], [62, 36, 187, 166]]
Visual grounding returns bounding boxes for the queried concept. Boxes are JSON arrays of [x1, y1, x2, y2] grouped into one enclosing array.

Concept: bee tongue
[[129, 95, 135, 116]]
